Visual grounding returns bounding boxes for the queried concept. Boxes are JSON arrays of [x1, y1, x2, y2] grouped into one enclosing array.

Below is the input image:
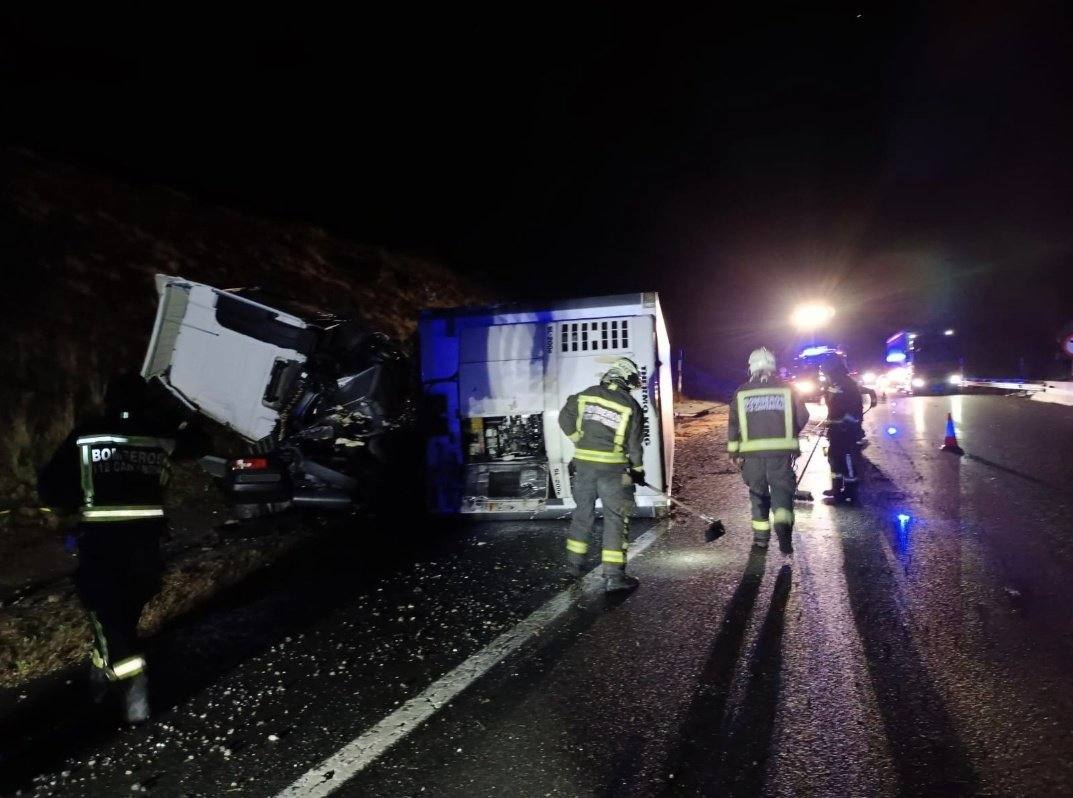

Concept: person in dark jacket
[[822, 358, 866, 504], [558, 357, 646, 592], [38, 373, 184, 723], [728, 348, 810, 553]]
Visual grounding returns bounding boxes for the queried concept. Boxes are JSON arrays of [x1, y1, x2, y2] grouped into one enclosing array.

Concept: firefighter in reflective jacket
[[558, 357, 645, 593], [727, 348, 809, 553], [39, 373, 177, 723], [822, 357, 865, 504]]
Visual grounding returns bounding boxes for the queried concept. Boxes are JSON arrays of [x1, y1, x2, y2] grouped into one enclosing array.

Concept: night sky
[[4, 4, 1072, 380]]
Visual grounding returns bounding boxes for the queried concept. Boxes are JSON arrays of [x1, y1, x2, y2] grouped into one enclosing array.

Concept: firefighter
[[727, 348, 809, 553], [559, 357, 646, 593], [822, 357, 866, 503], [39, 373, 178, 723]]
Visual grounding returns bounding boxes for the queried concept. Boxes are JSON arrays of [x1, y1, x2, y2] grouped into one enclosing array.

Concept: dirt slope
[[1, 149, 482, 507]]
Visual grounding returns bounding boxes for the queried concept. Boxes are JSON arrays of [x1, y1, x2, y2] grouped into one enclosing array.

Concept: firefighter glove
[[629, 468, 646, 486]]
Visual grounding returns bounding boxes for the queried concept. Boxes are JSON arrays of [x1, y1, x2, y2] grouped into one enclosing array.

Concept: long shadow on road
[[658, 550, 791, 797], [838, 464, 980, 797]]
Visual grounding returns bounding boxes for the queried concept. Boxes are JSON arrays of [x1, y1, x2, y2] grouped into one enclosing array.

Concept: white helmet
[[748, 347, 777, 376], [603, 357, 641, 388]]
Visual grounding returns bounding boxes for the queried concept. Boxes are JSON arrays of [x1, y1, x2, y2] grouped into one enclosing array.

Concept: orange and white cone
[[941, 412, 964, 455]]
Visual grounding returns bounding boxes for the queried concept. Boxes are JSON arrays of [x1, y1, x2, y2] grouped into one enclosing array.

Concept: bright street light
[[791, 303, 835, 331]]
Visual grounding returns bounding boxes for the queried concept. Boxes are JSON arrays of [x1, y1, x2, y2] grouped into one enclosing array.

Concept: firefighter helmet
[[603, 357, 641, 389], [748, 347, 777, 376]]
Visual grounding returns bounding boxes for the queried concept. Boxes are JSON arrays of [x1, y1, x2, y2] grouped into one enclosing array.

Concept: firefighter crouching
[[559, 357, 646, 593], [39, 373, 179, 723], [727, 348, 809, 553], [822, 357, 867, 504]]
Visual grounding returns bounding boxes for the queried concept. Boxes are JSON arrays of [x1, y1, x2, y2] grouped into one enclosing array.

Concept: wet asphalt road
[[5, 394, 1073, 797]]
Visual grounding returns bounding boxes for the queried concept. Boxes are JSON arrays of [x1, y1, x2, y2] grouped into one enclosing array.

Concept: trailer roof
[[420, 292, 660, 321]]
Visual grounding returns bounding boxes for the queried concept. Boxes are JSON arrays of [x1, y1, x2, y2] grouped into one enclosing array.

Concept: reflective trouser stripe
[[566, 538, 589, 555], [844, 454, 857, 481], [111, 656, 147, 680], [738, 438, 801, 454], [602, 549, 626, 565], [573, 448, 629, 465], [752, 520, 771, 531], [727, 440, 740, 453], [773, 507, 794, 526], [80, 506, 164, 521]]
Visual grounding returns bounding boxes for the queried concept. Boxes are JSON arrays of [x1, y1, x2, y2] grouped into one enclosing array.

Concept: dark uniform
[[558, 380, 645, 583], [727, 375, 809, 550], [824, 370, 865, 503], [39, 377, 177, 722]]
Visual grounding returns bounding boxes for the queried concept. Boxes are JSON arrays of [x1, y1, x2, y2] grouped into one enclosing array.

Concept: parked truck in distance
[[885, 329, 964, 394]]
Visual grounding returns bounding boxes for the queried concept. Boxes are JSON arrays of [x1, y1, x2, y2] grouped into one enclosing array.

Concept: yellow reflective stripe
[[79, 444, 95, 507], [773, 508, 794, 525], [613, 406, 633, 450], [601, 549, 626, 564], [573, 448, 629, 464], [738, 438, 800, 453], [81, 506, 165, 521], [111, 656, 146, 680], [568, 432, 581, 443], [77, 435, 131, 445], [727, 440, 740, 453], [575, 397, 588, 437], [752, 520, 771, 531], [76, 435, 174, 450], [566, 538, 589, 555]]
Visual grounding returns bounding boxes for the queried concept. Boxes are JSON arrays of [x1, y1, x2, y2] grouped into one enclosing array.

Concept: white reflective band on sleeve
[[111, 656, 146, 679], [81, 508, 165, 520]]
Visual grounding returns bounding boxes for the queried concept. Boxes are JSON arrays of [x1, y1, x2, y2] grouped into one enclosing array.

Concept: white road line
[[274, 520, 672, 798]]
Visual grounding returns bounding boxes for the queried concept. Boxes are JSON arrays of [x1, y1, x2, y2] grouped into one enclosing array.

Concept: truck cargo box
[[420, 293, 673, 518]]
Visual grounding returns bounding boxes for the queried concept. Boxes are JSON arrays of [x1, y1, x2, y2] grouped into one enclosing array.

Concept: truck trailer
[[419, 293, 674, 518]]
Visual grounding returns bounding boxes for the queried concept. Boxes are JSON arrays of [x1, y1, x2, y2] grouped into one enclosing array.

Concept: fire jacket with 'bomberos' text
[[558, 382, 645, 470], [727, 376, 809, 457]]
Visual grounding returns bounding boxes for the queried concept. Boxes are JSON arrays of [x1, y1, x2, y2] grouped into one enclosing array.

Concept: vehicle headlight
[[948, 374, 963, 385], [911, 377, 925, 388], [793, 380, 816, 394], [862, 371, 877, 384]]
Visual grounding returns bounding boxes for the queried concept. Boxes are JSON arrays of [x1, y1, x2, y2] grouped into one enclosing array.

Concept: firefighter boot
[[823, 478, 846, 504], [843, 480, 860, 504], [774, 523, 793, 554], [604, 572, 640, 593], [123, 674, 150, 724]]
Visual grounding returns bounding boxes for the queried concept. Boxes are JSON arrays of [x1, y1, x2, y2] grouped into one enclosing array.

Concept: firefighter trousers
[[827, 424, 863, 494], [566, 462, 635, 575], [75, 520, 164, 681], [741, 456, 796, 534]]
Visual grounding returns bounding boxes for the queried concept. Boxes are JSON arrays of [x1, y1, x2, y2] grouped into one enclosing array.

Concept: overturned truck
[[419, 293, 674, 518], [141, 275, 410, 517]]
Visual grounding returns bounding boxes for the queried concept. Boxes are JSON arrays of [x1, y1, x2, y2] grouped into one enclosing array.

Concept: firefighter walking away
[[559, 357, 646, 593], [39, 373, 181, 723], [727, 348, 809, 553]]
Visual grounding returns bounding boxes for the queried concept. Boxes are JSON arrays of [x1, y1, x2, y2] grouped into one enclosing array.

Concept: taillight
[[231, 457, 270, 471]]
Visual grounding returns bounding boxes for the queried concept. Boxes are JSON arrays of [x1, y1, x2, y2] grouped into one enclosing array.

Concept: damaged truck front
[[141, 275, 410, 518]]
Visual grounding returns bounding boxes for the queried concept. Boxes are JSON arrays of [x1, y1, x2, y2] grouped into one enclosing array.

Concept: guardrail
[[962, 379, 1045, 392], [963, 379, 1073, 407]]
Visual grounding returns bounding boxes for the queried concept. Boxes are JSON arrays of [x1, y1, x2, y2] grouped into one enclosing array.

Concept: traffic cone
[[941, 412, 964, 455]]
